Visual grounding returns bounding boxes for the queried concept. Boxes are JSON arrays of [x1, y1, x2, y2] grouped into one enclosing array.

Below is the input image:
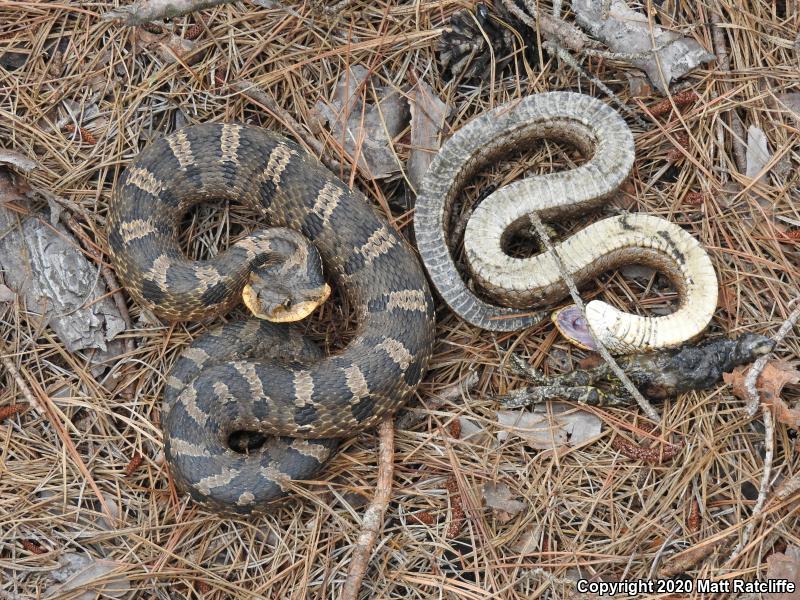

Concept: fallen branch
[[728, 409, 774, 562], [102, 0, 235, 25], [500, 0, 593, 53], [340, 418, 395, 600]]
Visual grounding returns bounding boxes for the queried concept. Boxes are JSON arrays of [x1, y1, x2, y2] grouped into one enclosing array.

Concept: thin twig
[[0, 346, 43, 414], [744, 302, 800, 416], [527, 211, 661, 423], [500, 0, 593, 53], [543, 40, 648, 128], [728, 408, 774, 561], [340, 418, 395, 600], [709, 10, 747, 173]]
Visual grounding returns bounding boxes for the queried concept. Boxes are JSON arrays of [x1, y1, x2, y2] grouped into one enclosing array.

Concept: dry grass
[[1, 1, 799, 598]]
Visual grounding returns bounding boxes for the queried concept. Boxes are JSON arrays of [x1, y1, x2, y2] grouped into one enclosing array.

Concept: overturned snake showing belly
[[108, 123, 435, 514], [414, 92, 718, 353]]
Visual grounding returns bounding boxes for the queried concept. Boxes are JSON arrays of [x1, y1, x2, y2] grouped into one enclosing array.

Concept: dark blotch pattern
[[108, 124, 436, 515]]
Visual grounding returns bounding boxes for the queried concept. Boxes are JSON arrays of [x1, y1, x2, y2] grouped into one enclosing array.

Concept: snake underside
[[414, 91, 718, 353], [108, 123, 435, 514]]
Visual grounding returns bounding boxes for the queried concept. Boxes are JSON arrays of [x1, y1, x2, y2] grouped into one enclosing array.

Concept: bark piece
[[407, 81, 449, 193], [0, 150, 37, 174], [0, 175, 125, 353], [102, 0, 234, 25], [573, 0, 714, 93]]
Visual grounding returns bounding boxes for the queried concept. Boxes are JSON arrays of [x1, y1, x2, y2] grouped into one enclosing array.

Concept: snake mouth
[[242, 283, 332, 322], [552, 305, 598, 351]]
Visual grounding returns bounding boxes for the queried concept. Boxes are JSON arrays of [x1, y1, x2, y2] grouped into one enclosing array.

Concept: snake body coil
[[108, 124, 435, 514], [415, 92, 718, 353]]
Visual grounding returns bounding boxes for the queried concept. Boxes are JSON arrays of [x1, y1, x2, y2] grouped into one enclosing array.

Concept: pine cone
[[438, 3, 519, 81]]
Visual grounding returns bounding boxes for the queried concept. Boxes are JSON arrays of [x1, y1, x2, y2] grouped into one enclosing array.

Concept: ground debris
[[501, 334, 774, 408], [0, 170, 125, 353], [496, 402, 602, 449], [572, 0, 714, 93], [134, 27, 204, 65], [314, 66, 409, 180], [725, 360, 800, 427], [437, 3, 518, 81], [44, 552, 130, 599], [102, 0, 233, 25], [483, 481, 527, 522], [407, 80, 448, 193]]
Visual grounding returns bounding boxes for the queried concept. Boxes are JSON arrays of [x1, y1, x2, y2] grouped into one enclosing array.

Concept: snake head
[[241, 233, 331, 323], [552, 304, 598, 351]]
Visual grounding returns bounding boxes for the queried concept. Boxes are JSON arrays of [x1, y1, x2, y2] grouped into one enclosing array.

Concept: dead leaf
[[625, 71, 653, 97], [512, 523, 542, 554], [45, 553, 130, 599], [407, 80, 448, 193], [0, 169, 31, 205], [134, 27, 203, 65], [482, 482, 527, 522], [746, 125, 772, 180], [776, 93, 800, 123], [314, 66, 409, 179], [573, 0, 714, 94], [496, 402, 602, 449], [0, 284, 16, 302], [458, 416, 493, 446], [765, 545, 800, 600], [724, 360, 800, 427]]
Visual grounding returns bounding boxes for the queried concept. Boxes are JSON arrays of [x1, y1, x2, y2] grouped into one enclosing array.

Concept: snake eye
[[283, 298, 292, 309]]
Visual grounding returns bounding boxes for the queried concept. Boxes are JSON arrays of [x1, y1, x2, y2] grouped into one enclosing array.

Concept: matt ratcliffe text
[[576, 578, 796, 596]]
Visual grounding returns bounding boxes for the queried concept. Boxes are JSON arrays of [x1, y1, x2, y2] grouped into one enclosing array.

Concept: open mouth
[[552, 304, 598, 350], [242, 283, 332, 323]]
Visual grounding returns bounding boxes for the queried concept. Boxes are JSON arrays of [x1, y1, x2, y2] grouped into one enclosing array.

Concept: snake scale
[[415, 92, 718, 353], [108, 123, 435, 514]]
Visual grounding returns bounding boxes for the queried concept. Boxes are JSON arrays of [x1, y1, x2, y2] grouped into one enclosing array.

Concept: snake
[[414, 91, 719, 354], [107, 123, 435, 514]]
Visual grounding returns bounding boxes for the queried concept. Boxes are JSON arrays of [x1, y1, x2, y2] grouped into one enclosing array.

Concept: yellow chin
[[242, 283, 332, 323]]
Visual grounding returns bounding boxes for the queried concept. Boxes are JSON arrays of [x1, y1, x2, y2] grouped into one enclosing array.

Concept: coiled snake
[[414, 92, 718, 353], [108, 124, 435, 514]]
